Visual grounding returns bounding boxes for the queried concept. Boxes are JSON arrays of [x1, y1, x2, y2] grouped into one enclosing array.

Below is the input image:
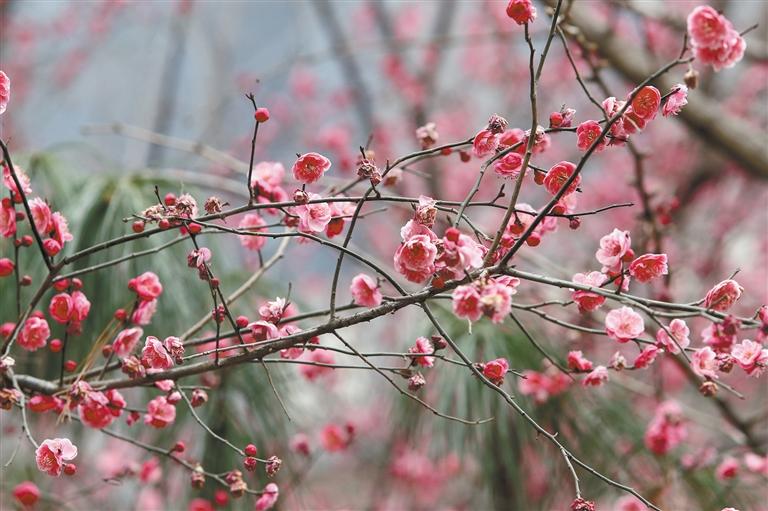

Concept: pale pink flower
[[141, 336, 174, 370], [663, 84, 688, 117], [144, 396, 176, 428], [452, 285, 482, 322], [131, 298, 157, 326], [35, 438, 77, 476], [29, 197, 52, 233], [129, 272, 163, 301], [414, 195, 437, 227], [543, 161, 580, 196], [259, 297, 287, 323], [576, 120, 605, 152], [731, 339, 768, 377], [506, 0, 536, 25], [629, 253, 668, 283], [18, 317, 50, 351], [292, 152, 331, 184], [408, 337, 435, 367], [294, 195, 331, 233], [250, 320, 280, 342], [251, 161, 285, 189], [493, 152, 524, 179], [70, 291, 91, 323], [254, 483, 279, 511], [482, 358, 509, 385], [472, 128, 499, 158], [656, 319, 690, 354], [567, 350, 593, 372], [0, 201, 16, 238], [633, 345, 661, 369], [479, 279, 513, 324], [605, 307, 645, 343], [238, 213, 267, 251], [582, 365, 608, 387], [400, 219, 437, 242], [350, 274, 382, 307], [0, 71, 9, 115], [394, 234, 437, 283], [715, 457, 739, 480], [692, 347, 719, 379], [704, 279, 743, 311], [687, 6, 733, 49], [111, 328, 142, 358], [571, 271, 607, 313], [595, 228, 632, 273], [49, 293, 73, 324], [744, 452, 768, 475], [50, 212, 73, 245]]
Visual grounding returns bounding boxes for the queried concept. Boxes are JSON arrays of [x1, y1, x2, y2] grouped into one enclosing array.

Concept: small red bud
[[164, 193, 177, 206], [533, 172, 545, 185], [21, 235, 34, 247], [159, 219, 171, 230], [243, 456, 258, 471], [114, 308, 127, 321], [244, 444, 258, 457], [72, 278, 83, 290], [64, 360, 77, 372], [188, 222, 202, 235], [173, 441, 186, 453], [49, 339, 63, 353], [20, 275, 32, 286], [569, 217, 581, 230], [102, 344, 113, 357], [210, 277, 220, 288], [459, 150, 471, 162], [236, 316, 249, 328], [53, 279, 69, 292], [132, 221, 145, 233], [440, 147, 452, 155], [63, 463, 77, 476], [254, 107, 270, 123], [214, 490, 229, 507], [15, 211, 25, 221]]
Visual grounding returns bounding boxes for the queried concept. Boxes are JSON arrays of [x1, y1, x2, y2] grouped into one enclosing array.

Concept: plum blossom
[[493, 152, 524, 179], [629, 253, 668, 283], [506, 0, 536, 25], [294, 194, 332, 233], [567, 350, 593, 372], [630, 86, 661, 121], [519, 368, 571, 403], [112, 328, 144, 358], [321, 423, 353, 452], [656, 319, 690, 354], [49, 293, 73, 324], [687, 6, 746, 71], [633, 345, 662, 369], [394, 234, 438, 283], [414, 195, 437, 227], [479, 279, 513, 324], [132, 298, 157, 326], [571, 271, 607, 313], [350, 274, 382, 307], [408, 337, 435, 367], [471, 128, 499, 158], [79, 389, 125, 429], [12, 481, 39, 507], [0, 201, 16, 238], [543, 161, 580, 196], [644, 401, 687, 455], [435, 227, 484, 281], [731, 339, 768, 377], [663, 84, 688, 116], [255, 483, 279, 511], [250, 320, 280, 342], [605, 307, 645, 343], [18, 317, 50, 351], [452, 284, 482, 322], [595, 229, 632, 273], [482, 358, 509, 385], [144, 396, 176, 428], [35, 438, 77, 476], [716, 457, 739, 480], [29, 197, 52, 233], [238, 213, 267, 251], [692, 347, 719, 379], [141, 336, 174, 370], [582, 366, 608, 387], [129, 272, 163, 301], [0, 71, 9, 115], [259, 297, 288, 323], [704, 279, 743, 311], [576, 120, 605, 152], [50, 212, 74, 246], [292, 152, 331, 184]]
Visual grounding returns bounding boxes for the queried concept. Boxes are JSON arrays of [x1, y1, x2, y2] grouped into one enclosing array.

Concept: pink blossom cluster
[[687, 6, 746, 71], [452, 276, 520, 324]]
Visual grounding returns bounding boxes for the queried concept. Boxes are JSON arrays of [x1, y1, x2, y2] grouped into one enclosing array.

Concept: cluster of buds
[[137, 193, 199, 232], [212, 305, 226, 323]]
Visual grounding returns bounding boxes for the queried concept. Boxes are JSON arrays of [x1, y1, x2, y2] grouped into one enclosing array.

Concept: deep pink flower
[[655, 319, 690, 354], [629, 253, 668, 283], [693, 32, 745, 71], [630, 86, 661, 121], [519, 369, 571, 403], [35, 438, 77, 476], [18, 316, 50, 351], [633, 345, 661, 369], [472, 128, 499, 158], [29, 197, 52, 233], [644, 401, 686, 455], [249, 320, 280, 342], [144, 396, 176, 428], [576, 120, 605, 152], [12, 481, 40, 506], [2, 162, 31, 196], [436, 228, 485, 280], [452, 285, 483, 322], [0, 71, 9, 115], [571, 271, 607, 313], [493, 152, 524, 179], [731, 339, 768, 377], [595, 228, 632, 273], [482, 358, 509, 385], [408, 337, 435, 367], [350, 274, 382, 307], [543, 161, 580, 196], [113, 327, 143, 357], [567, 350, 594, 372], [141, 336, 174, 370], [506, 0, 536, 25], [254, 483, 279, 511], [663, 84, 688, 117], [49, 293, 73, 324], [704, 279, 743, 311], [164, 336, 184, 363], [0, 257, 13, 277], [238, 213, 267, 251], [292, 152, 331, 184], [0, 201, 16, 238], [131, 298, 157, 326], [70, 290, 91, 323], [605, 306, 645, 343], [582, 366, 608, 387], [129, 272, 163, 301], [394, 234, 437, 283], [715, 457, 739, 481], [692, 347, 719, 379], [50, 212, 73, 246], [294, 194, 332, 233], [79, 389, 125, 429], [687, 6, 733, 49]]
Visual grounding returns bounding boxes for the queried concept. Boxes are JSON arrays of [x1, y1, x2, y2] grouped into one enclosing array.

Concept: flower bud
[[191, 388, 208, 407], [408, 373, 426, 391], [293, 189, 309, 205], [265, 455, 282, 477]]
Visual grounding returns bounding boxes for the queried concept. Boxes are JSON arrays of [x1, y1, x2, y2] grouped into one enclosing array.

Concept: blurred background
[[1, 1, 767, 510]]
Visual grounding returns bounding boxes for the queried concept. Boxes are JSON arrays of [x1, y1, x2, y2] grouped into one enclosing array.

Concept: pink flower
[[716, 457, 739, 480], [493, 152, 524, 179], [29, 197, 52, 233], [436, 228, 485, 280], [0, 257, 13, 277], [238, 213, 267, 251], [663, 84, 688, 117], [693, 32, 745, 71], [482, 358, 509, 385], [629, 253, 668, 283], [79, 389, 125, 429], [414, 195, 437, 227], [50, 212, 73, 246], [0, 71, 9, 115], [605, 307, 644, 343], [294, 194, 331, 233], [472, 128, 499, 158], [567, 350, 593, 372], [595, 228, 632, 273], [292, 152, 331, 184], [394, 234, 437, 283], [633, 345, 661, 369], [141, 336, 174, 370], [259, 297, 288, 323], [144, 396, 176, 428], [656, 319, 690, 354], [630, 86, 661, 121], [12, 481, 40, 507], [731, 339, 768, 377], [479, 279, 513, 324], [350, 274, 382, 307], [129, 272, 163, 301], [452, 285, 483, 322], [18, 317, 50, 351], [704, 279, 743, 311], [644, 401, 686, 455], [164, 336, 184, 363], [250, 320, 280, 342], [543, 161, 580, 196], [744, 452, 768, 475], [519, 369, 571, 403], [70, 291, 91, 323], [409, 337, 435, 367], [321, 423, 352, 452], [571, 271, 607, 313], [506, 0, 536, 25], [36, 438, 77, 477], [131, 298, 157, 326], [582, 366, 608, 387], [298, 350, 335, 381], [113, 327, 143, 358], [687, 6, 733, 49], [576, 120, 605, 152], [49, 293, 73, 324], [2, 162, 31, 196], [0, 201, 16, 238], [254, 483, 279, 511], [692, 347, 719, 379], [251, 161, 285, 190]]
